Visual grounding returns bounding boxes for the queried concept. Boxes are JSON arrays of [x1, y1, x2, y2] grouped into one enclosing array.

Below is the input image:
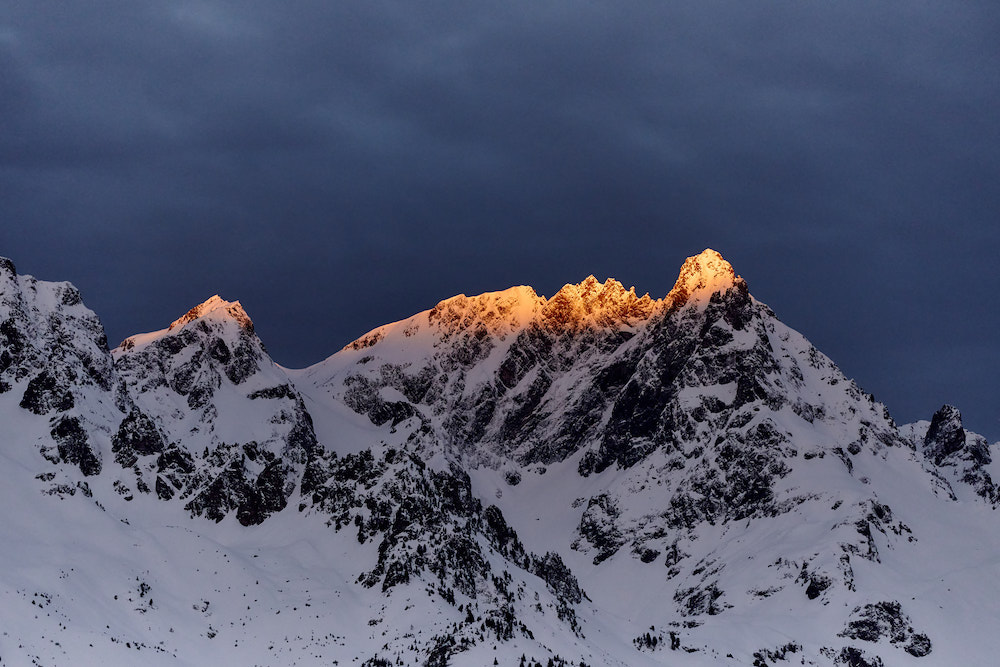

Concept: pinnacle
[[925, 404, 966, 465]]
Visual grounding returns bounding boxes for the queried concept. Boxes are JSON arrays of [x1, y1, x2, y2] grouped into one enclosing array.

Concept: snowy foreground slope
[[1, 251, 999, 667]]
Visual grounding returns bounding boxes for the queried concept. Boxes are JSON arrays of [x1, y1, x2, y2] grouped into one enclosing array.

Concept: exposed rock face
[[112, 407, 166, 467], [924, 404, 967, 465], [50, 415, 101, 476], [574, 494, 624, 564], [19, 369, 76, 415], [576, 271, 760, 477], [839, 601, 932, 657]]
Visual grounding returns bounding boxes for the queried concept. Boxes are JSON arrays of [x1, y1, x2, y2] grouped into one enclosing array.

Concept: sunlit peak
[[168, 295, 253, 331], [667, 249, 742, 307]]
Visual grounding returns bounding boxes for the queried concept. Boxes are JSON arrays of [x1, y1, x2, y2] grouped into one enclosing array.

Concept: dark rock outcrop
[[924, 405, 967, 465], [50, 415, 101, 476], [112, 408, 166, 467], [840, 601, 931, 657]]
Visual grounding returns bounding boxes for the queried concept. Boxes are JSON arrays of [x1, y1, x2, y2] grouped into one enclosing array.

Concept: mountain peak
[[544, 275, 654, 329], [667, 248, 743, 307], [168, 295, 253, 332]]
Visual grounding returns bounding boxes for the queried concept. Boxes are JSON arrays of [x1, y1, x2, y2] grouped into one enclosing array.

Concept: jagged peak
[[666, 248, 744, 308], [550, 275, 626, 302], [926, 404, 965, 444], [930, 404, 962, 424], [543, 275, 655, 329], [168, 295, 253, 332]]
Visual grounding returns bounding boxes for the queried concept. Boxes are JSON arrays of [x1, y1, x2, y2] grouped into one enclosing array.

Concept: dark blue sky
[[2, 1, 998, 439]]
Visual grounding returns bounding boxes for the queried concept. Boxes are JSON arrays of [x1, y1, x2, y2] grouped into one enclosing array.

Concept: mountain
[[1, 250, 998, 666], [112, 294, 317, 525]]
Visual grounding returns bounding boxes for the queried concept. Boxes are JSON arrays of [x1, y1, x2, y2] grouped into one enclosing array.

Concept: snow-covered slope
[[2, 250, 1000, 666]]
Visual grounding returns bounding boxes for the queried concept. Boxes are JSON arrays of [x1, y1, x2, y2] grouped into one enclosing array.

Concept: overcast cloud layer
[[2, 1, 998, 438]]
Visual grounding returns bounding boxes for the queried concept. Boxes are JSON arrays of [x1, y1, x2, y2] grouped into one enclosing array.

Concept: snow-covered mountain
[[112, 294, 317, 525], [1, 250, 998, 666]]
